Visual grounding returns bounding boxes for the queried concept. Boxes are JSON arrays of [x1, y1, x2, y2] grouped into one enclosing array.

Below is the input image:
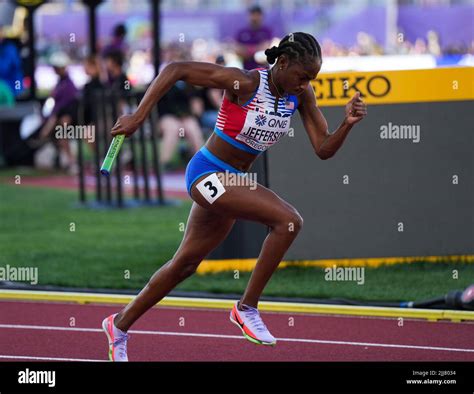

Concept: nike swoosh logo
[[233, 310, 244, 327]]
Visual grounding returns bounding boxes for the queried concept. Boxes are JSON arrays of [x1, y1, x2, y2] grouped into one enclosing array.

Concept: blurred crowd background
[[0, 0, 472, 173], [2, 0, 473, 92]]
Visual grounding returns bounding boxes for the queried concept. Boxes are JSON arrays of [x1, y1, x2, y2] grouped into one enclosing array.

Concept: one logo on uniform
[[285, 100, 295, 110], [255, 114, 267, 127]]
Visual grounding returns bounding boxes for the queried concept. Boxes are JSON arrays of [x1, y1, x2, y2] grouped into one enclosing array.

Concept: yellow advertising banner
[[311, 67, 474, 106]]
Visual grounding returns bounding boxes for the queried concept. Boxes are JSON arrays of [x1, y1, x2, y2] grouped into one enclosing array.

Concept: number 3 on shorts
[[196, 173, 226, 204]]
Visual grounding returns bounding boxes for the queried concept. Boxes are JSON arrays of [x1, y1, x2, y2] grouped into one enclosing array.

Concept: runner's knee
[[274, 209, 304, 235]]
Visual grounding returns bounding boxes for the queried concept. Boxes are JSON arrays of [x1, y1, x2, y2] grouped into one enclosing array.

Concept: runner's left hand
[[344, 92, 367, 125]]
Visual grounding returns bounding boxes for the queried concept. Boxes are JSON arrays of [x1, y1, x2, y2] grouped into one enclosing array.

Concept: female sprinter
[[102, 32, 367, 361]]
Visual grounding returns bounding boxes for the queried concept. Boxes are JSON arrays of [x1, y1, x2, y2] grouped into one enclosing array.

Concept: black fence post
[[110, 93, 123, 207], [129, 137, 140, 201], [77, 101, 86, 204], [92, 90, 102, 204], [149, 107, 164, 204], [134, 96, 150, 203], [101, 90, 112, 204], [126, 96, 140, 201]]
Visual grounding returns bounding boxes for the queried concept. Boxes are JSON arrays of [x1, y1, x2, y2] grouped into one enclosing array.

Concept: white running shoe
[[229, 302, 277, 346], [102, 314, 130, 361]]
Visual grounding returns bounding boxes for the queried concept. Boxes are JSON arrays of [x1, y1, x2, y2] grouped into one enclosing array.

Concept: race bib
[[196, 173, 226, 204], [235, 111, 291, 152]]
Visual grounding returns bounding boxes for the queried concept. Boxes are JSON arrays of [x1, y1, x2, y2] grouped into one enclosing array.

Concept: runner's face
[[280, 60, 321, 96]]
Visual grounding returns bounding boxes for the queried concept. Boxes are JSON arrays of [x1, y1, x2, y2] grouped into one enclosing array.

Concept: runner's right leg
[[189, 172, 304, 345]]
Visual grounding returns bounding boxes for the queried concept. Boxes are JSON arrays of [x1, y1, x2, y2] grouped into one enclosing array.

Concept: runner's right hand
[[111, 114, 141, 138]]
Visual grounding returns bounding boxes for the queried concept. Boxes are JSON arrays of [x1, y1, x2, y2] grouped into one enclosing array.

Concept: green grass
[[0, 166, 62, 178], [178, 263, 473, 302], [0, 181, 472, 302], [0, 183, 191, 289]]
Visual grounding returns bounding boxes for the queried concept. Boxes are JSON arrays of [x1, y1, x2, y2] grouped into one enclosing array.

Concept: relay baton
[[100, 134, 125, 176]]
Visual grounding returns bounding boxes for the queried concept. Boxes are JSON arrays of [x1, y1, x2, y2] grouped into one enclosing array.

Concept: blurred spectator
[[161, 42, 187, 65], [235, 5, 273, 70], [191, 55, 225, 135], [103, 49, 134, 167], [157, 44, 204, 169], [82, 55, 103, 125], [353, 32, 383, 56], [158, 80, 204, 169], [104, 50, 128, 93], [102, 49, 136, 170], [0, 27, 23, 97], [37, 52, 79, 174], [427, 30, 441, 56], [102, 23, 128, 59], [413, 38, 428, 54], [104, 49, 130, 115]]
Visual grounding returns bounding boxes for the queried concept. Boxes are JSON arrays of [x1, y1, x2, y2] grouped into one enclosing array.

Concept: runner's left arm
[[298, 85, 367, 159]]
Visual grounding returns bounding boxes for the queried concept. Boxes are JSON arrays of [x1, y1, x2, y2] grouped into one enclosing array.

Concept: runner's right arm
[[111, 61, 256, 137]]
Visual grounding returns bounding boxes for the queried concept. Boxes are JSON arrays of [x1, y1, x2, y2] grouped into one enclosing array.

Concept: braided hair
[[264, 32, 322, 66]]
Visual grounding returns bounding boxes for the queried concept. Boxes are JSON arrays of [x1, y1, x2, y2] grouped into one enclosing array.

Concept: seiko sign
[[312, 75, 392, 100]]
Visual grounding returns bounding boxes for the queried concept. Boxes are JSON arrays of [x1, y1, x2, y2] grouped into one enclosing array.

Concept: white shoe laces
[[243, 307, 268, 333]]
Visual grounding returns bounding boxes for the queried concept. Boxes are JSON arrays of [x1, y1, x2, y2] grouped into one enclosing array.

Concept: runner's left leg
[[114, 202, 235, 331]]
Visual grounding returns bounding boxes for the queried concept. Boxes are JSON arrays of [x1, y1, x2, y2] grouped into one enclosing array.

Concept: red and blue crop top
[[213, 68, 299, 155]]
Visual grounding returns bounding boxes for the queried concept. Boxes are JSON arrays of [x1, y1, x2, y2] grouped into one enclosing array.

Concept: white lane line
[[0, 324, 102, 333], [0, 355, 104, 362], [0, 323, 473, 353]]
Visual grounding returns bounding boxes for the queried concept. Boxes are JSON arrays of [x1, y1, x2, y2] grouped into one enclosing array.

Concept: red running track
[[0, 300, 473, 362], [3, 171, 190, 199]]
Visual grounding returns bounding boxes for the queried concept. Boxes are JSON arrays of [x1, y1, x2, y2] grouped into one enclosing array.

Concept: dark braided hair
[[264, 32, 322, 66]]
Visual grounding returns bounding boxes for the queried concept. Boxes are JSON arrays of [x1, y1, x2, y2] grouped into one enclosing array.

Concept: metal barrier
[[77, 90, 166, 208]]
